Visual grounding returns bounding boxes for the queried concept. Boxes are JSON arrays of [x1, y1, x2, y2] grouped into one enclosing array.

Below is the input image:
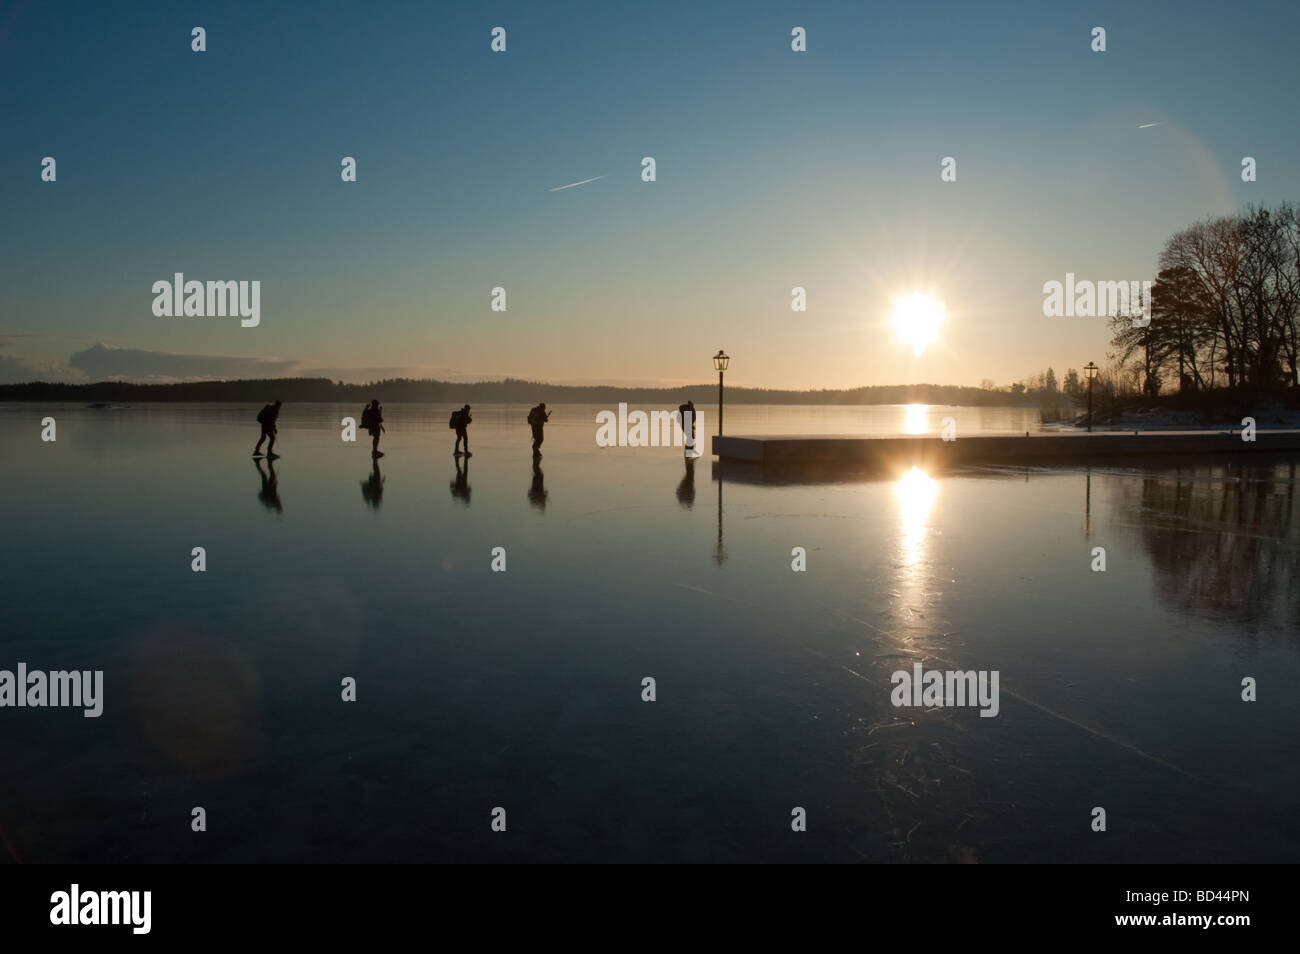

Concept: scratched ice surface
[[1, 403, 1296, 862]]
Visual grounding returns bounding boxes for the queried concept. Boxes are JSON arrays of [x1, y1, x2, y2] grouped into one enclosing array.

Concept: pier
[[711, 430, 1300, 466]]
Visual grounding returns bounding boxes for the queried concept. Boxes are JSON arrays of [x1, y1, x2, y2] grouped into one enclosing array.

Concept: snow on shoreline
[[1048, 404, 1300, 431]]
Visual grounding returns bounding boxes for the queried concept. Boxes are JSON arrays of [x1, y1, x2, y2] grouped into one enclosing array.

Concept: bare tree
[[1115, 204, 1300, 396]]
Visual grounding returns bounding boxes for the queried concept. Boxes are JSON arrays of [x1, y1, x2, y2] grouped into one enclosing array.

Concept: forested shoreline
[[0, 378, 1028, 406]]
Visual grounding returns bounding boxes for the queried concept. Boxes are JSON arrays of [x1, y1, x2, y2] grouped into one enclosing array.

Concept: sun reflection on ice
[[902, 403, 928, 435], [896, 466, 936, 569]]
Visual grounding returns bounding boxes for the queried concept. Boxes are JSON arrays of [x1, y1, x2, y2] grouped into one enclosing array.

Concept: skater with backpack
[[361, 399, 385, 457], [449, 404, 472, 457], [253, 399, 282, 458], [526, 402, 551, 458]]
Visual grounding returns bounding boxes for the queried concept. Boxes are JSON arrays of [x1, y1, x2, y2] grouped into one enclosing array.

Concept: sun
[[890, 292, 945, 358]]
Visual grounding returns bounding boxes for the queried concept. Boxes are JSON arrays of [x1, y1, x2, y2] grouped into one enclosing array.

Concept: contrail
[[549, 174, 608, 192], [1138, 122, 1162, 129]]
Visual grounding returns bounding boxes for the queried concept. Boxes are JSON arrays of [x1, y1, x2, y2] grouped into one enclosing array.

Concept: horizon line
[[0, 375, 1032, 394]]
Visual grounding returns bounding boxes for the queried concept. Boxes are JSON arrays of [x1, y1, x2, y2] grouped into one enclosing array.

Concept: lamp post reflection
[[1084, 469, 1092, 536], [714, 470, 727, 565]]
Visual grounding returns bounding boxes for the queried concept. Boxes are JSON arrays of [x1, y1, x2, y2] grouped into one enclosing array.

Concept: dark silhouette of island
[[9, 374, 1291, 422], [0, 376, 1048, 407]]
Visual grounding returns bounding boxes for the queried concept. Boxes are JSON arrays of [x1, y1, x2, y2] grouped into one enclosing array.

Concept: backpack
[[448, 411, 458, 429], [256, 405, 269, 425], [361, 406, 374, 430]]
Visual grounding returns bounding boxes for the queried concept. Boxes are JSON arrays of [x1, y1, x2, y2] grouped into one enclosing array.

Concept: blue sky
[[2, 0, 1296, 388]]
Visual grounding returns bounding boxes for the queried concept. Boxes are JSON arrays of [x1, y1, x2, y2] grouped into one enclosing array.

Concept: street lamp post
[[1083, 361, 1099, 433], [713, 350, 729, 436]]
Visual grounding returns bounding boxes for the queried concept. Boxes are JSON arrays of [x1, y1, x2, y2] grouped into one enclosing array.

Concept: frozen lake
[[1, 402, 1296, 862]]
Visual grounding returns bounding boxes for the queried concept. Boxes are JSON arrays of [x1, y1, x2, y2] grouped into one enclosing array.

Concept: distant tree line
[[0, 376, 1031, 407], [1005, 366, 1083, 422]]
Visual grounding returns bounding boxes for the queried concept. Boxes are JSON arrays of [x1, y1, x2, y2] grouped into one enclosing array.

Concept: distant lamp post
[[1083, 361, 1099, 432], [713, 350, 730, 436]]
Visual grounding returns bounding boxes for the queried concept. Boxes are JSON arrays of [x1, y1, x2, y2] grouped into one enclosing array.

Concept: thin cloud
[[1138, 122, 1163, 129], [68, 343, 298, 382], [0, 352, 42, 383], [548, 174, 608, 192], [0, 331, 47, 348]]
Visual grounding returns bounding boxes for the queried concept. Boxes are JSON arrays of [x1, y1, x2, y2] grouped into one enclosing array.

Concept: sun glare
[[890, 292, 945, 358], [903, 403, 928, 434]]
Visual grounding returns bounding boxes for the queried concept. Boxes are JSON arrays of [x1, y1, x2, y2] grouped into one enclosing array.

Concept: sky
[[2, 0, 1297, 390]]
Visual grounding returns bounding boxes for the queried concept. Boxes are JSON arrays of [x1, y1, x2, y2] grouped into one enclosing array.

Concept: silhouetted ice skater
[[527, 402, 551, 457], [254, 456, 282, 512], [361, 457, 384, 509], [450, 404, 472, 457], [679, 400, 697, 453], [450, 455, 471, 504], [528, 458, 548, 510], [361, 399, 385, 457], [253, 399, 282, 458]]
